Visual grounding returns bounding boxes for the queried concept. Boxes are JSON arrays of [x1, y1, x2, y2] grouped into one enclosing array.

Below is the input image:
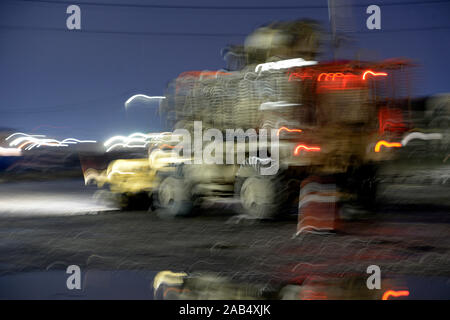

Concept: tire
[[117, 192, 152, 211], [343, 164, 379, 214], [155, 176, 193, 217], [237, 174, 290, 219]]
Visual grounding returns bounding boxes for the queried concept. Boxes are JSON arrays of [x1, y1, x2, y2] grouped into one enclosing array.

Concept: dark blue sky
[[1, 0, 449, 140]]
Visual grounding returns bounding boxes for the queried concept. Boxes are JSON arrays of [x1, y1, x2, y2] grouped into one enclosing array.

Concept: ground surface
[[0, 178, 449, 299]]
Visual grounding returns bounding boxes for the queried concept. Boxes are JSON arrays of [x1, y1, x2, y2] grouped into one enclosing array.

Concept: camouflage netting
[[159, 19, 323, 132], [161, 66, 319, 133]]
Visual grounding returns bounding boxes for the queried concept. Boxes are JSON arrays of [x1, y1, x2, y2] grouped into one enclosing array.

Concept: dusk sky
[[1, 0, 449, 140]]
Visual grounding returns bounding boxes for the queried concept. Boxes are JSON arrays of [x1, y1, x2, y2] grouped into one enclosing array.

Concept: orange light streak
[[362, 70, 388, 80], [277, 127, 303, 136], [374, 140, 402, 152], [159, 144, 175, 149], [382, 290, 410, 300], [294, 144, 321, 156]]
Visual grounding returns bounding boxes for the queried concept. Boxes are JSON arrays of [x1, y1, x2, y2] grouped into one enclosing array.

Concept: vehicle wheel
[[117, 192, 152, 211], [117, 193, 131, 210], [238, 175, 288, 219], [156, 176, 193, 217], [343, 164, 379, 214]]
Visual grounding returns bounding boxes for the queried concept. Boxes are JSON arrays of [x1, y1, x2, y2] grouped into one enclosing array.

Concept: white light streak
[[104, 132, 172, 152], [255, 58, 318, 73], [125, 94, 166, 108], [401, 132, 443, 146], [6, 133, 96, 150]]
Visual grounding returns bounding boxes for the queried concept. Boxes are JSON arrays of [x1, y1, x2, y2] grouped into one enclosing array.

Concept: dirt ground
[[0, 179, 449, 299]]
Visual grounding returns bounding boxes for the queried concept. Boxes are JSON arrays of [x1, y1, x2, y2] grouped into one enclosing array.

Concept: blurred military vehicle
[[88, 20, 449, 219]]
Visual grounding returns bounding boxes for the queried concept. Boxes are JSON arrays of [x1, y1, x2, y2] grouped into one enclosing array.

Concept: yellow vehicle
[[84, 144, 184, 210]]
